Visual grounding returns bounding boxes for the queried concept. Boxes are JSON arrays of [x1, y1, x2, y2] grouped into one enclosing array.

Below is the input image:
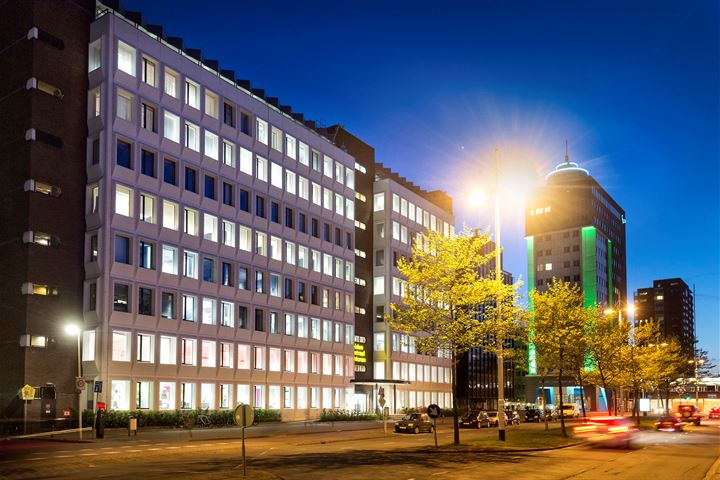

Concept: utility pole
[[494, 148, 505, 442]]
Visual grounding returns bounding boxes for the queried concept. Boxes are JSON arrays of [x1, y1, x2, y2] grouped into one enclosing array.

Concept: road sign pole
[[433, 418, 438, 448], [242, 407, 247, 478], [23, 400, 28, 435]]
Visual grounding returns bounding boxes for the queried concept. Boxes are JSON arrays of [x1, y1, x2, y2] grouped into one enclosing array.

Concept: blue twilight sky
[[123, 0, 719, 367]]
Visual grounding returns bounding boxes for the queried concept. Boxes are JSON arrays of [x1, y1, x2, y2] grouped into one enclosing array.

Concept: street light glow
[[65, 324, 81, 336]]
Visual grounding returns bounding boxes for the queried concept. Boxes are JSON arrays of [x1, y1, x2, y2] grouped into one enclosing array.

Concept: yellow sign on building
[[20, 384, 36, 401], [353, 343, 366, 364]]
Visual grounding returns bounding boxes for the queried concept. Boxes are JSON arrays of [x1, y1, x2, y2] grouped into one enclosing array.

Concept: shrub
[[253, 408, 282, 423], [319, 409, 378, 422]]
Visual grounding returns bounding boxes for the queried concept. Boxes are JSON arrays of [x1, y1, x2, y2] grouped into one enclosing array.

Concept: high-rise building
[[524, 147, 627, 410], [2, 1, 358, 420], [323, 126, 455, 414], [634, 278, 695, 359]]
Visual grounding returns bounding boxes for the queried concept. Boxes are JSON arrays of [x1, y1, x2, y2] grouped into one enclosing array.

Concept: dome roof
[[545, 142, 589, 183]]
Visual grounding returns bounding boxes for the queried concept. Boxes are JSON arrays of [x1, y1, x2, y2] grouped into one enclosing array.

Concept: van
[[559, 403, 580, 418]]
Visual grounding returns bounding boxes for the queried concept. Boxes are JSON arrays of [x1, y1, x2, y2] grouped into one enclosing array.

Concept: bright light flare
[[465, 190, 489, 205], [65, 324, 80, 336]]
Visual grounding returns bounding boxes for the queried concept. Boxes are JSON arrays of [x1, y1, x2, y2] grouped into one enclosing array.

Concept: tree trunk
[[633, 382, 640, 426], [598, 367, 611, 416], [578, 370, 587, 418], [541, 376, 549, 431], [559, 366, 567, 437], [451, 350, 459, 445]]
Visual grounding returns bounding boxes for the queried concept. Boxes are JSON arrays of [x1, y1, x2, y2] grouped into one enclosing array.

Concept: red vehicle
[[655, 416, 685, 432], [675, 404, 702, 425], [573, 417, 637, 448], [708, 407, 720, 419]]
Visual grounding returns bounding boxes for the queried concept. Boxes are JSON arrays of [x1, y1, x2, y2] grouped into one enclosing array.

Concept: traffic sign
[[379, 397, 386, 408], [76, 377, 86, 391], [234, 403, 254, 427], [94, 381, 103, 393], [20, 384, 36, 400], [427, 403, 441, 419]]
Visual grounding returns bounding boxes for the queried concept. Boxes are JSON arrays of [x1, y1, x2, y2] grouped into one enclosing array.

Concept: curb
[[392, 441, 585, 455], [704, 454, 720, 480]]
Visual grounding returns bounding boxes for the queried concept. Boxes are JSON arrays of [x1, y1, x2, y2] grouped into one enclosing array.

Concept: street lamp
[[603, 304, 634, 415], [65, 324, 82, 440], [492, 148, 506, 442], [688, 358, 705, 407]]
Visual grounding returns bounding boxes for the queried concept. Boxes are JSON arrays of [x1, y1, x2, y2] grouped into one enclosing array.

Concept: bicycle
[[197, 414, 211, 427]]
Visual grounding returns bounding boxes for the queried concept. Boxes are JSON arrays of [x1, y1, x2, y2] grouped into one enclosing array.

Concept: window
[[238, 267, 249, 290], [238, 226, 251, 252], [284, 313, 295, 336], [164, 68, 179, 98], [182, 294, 197, 322], [237, 344, 250, 369], [204, 175, 217, 201], [256, 156, 268, 182], [223, 102, 235, 127], [323, 188, 332, 210], [181, 338, 197, 365], [299, 142, 309, 166], [139, 193, 155, 223], [221, 262, 232, 286], [141, 149, 155, 177], [116, 90, 133, 122], [254, 346, 265, 369], [255, 308, 265, 331], [185, 79, 200, 109], [201, 340, 216, 367], [164, 111, 180, 143], [256, 118, 268, 145], [240, 112, 250, 135], [183, 250, 198, 279], [374, 332, 385, 351], [239, 147, 252, 175], [117, 40, 136, 76], [138, 241, 153, 269], [162, 245, 178, 274], [312, 183, 321, 206], [238, 305, 248, 329], [298, 246, 308, 268], [137, 333, 154, 362], [185, 167, 197, 193], [297, 350, 308, 372], [163, 200, 178, 230], [322, 353, 332, 375], [204, 131, 219, 160], [285, 241, 296, 265], [239, 189, 250, 213], [88, 39, 101, 72], [222, 141, 235, 167], [286, 170, 297, 194], [161, 292, 175, 319], [271, 126, 282, 152], [114, 235, 130, 264], [203, 257, 216, 282], [141, 102, 156, 132], [323, 156, 333, 178], [286, 135, 296, 159], [269, 348, 281, 371], [298, 176, 308, 200], [180, 382, 196, 409], [136, 381, 151, 408], [185, 122, 200, 151], [310, 317, 320, 340], [221, 301, 233, 327], [255, 232, 267, 256], [116, 140, 132, 169], [202, 298, 216, 325], [270, 274, 280, 297], [82, 330, 95, 361], [164, 158, 177, 185], [323, 320, 332, 342], [298, 213, 307, 233], [270, 236, 282, 261], [220, 384, 232, 408], [220, 342, 233, 368], [112, 331, 131, 361], [205, 90, 218, 118], [222, 220, 235, 247], [271, 202, 279, 223], [159, 336, 176, 364]]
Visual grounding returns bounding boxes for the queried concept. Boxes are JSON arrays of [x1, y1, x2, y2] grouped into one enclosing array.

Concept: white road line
[[80, 453, 98, 456], [431, 471, 450, 476], [183, 445, 198, 448], [127, 450, 142, 453], [28, 457, 48, 461], [256, 447, 275, 457], [53, 455, 72, 459], [148, 448, 161, 451], [166, 446, 180, 450], [99, 447, 113, 450]]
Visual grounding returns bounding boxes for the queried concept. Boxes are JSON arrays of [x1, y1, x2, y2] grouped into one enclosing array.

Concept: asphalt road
[[1, 419, 718, 479]]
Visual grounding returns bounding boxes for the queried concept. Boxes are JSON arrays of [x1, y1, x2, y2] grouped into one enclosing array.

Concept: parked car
[[486, 411, 509, 427], [707, 406, 720, 419], [655, 416, 686, 432], [506, 410, 521, 425], [675, 404, 702, 425], [559, 404, 581, 419], [394, 413, 434, 434], [460, 411, 489, 429], [573, 416, 637, 448], [523, 408, 542, 423]]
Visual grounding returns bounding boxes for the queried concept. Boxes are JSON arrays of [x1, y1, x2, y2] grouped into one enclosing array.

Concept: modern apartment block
[[1, 0, 359, 421], [524, 148, 627, 410], [322, 127, 455, 414], [634, 278, 695, 359]]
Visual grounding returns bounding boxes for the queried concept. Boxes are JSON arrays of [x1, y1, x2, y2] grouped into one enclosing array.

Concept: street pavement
[[0, 418, 718, 479]]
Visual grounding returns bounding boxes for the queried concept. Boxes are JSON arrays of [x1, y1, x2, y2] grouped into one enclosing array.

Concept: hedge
[[95, 408, 281, 428], [319, 409, 378, 421]]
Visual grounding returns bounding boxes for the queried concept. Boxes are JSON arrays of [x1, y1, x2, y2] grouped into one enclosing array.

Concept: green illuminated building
[[523, 148, 627, 410]]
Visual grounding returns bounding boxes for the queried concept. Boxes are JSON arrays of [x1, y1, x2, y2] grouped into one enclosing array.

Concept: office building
[[524, 147, 627, 410], [322, 127, 455, 414], [634, 278, 695, 359], [2, 1, 357, 421]]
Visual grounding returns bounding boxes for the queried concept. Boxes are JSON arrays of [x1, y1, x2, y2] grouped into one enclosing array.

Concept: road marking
[[256, 447, 275, 457], [148, 448, 161, 451], [431, 471, 449, 476], [53, 455, 72, 459], [105, 451, 120, 454], [217, 442, 228, 445], [99, 446, 113, 450], [28, 457, 48, 461], [183, 445, 198, 448], [127, 450, 142, 453], [80, 453, 99, 456], [166, 446, 180, 450]]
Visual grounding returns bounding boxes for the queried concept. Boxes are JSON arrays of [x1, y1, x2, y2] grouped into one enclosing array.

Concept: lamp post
[[688, 358, 705, 407], [492, 148, 506, 442], [603, 304, 634, 414], [65, 324, 82, 440]]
